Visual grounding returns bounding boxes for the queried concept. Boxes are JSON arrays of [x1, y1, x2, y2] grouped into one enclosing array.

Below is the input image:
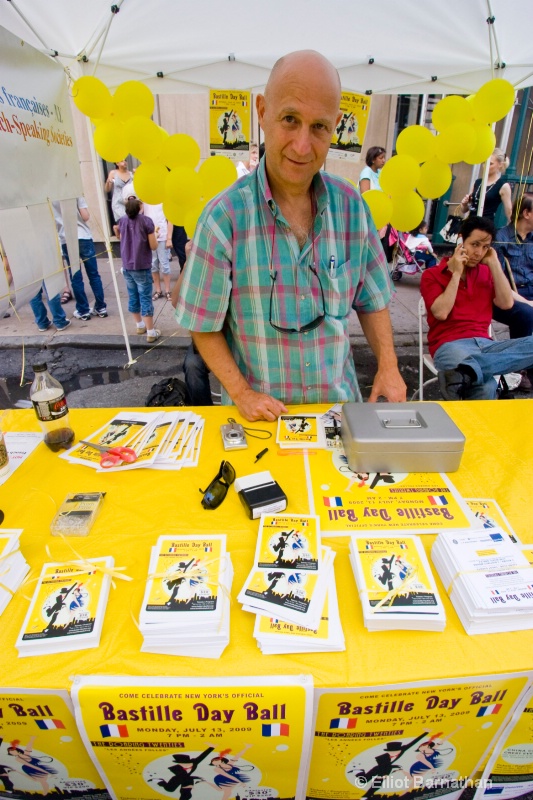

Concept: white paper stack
[[253, 568, 345, 654], [0, 529, 30, 617], [16, 556, 114, 656], [60, 410, 204, 472], [238, 514, 342, 650], [432, 528, 533, 634], [350, 533, 446, 632], [140, 535, 232, 659]]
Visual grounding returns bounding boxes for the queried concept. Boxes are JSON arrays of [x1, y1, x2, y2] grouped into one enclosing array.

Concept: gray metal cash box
[[341, 402, 465, 473]]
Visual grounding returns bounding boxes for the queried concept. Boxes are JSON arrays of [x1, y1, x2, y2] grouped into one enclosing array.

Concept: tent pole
[[84, 115, 134, 365]]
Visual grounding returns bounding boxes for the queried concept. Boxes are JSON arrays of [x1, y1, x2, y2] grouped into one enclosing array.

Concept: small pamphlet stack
[[140, 535, 232, 658], [15, 557, 114, 656], [349, 534, 446, 632], [0, 530, 29, 618], [238, 513, 344, 653], [432, 528, 533, 634]]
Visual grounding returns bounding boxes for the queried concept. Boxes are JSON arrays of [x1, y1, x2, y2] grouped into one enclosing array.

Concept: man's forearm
[[191, 330, 251, 403], [356, 307, 399, 368]]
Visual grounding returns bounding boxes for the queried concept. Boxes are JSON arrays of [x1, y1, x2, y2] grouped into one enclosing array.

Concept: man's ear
[[256, 94, 266, 129]]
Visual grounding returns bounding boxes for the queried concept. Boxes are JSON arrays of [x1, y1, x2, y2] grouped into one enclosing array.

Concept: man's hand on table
[[233, 387, 288, 422], [368, 365, 407, 403]]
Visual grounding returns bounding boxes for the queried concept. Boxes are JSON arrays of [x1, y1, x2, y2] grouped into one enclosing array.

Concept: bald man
[[175, 50, 406, 421]]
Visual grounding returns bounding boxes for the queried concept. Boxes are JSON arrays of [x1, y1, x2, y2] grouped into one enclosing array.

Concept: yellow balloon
[[396, 125, 436, 164], [124, 117, 164, 162], [432, 95, 471, 131], [163, 199, 188, 227], [132, 162, 168, 205], [471, 79, 515, 124], [112, 80, 154, 121], [379, 155, 420, 196], [434, 122, 476, 163], [93, 119, 128, 163], [158, 126, 170, 142], [416, 158, 452, 199], [162, 134, 201, 170], [198, 156, 238, 199], [165, 167, 203, 207], [361, 190, 392, 229], [184, 203, 206, 238], [464, 124, 497, 165], [389, 192, 425, 232], [72, 76, 112, 119]]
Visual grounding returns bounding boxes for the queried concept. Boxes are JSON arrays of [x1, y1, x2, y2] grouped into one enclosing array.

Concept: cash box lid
[[341, 402, 465, 453]]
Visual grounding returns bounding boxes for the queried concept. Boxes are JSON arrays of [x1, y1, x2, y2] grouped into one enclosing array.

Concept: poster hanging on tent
[[329, 91, 371, 161], [209, 89, 251, 162]]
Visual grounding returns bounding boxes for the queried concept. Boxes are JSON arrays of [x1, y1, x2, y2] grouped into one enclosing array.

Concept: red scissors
[[79, 440, 137, 469]]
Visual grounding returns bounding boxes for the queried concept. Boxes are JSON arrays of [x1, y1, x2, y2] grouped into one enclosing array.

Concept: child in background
[[113, 194, 160, 343], [406, 221, 437, 269], [143, 202, 173, 301]]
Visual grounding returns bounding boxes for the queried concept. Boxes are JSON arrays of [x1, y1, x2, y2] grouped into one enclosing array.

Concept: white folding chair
[[411, 296, 438, 400]]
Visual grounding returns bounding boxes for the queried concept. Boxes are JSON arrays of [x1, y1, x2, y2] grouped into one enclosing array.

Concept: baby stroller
[[389, 228, 425, 282]]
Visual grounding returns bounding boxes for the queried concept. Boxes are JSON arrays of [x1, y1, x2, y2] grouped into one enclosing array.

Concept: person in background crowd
[[175, 50, 406, 421], [143, 202, 173, 301], [406, 221, 437, 269], [105, 160, 133, 223], [236, 142, 260, 179], [359, 146, 386, 193], [460, 148, 512, 223], [420, 216, 533, 400], [493, 192, 533, 389], [114, 193, 160, 343]]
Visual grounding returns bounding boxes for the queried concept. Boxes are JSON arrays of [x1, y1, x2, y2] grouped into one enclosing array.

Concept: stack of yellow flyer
[[432, 528, 533, 634], [0, 529, 30, 617], [238, 513, 335, 632], [253, 569, 345, 654], [139, 534, 232, 658], [15, 557, 114, 656], [276, 413, 326, 448], [350, 534, 446, 631], [60, 410, 204, 472]]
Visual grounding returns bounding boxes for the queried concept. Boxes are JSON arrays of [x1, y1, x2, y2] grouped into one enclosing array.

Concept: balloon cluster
[[363, 78, 515, 232], [72, 76, 237, 235]]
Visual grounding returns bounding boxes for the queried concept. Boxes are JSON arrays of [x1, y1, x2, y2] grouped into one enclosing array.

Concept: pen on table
[[254, 447, 269, 463], [329, 256, 336, 276]]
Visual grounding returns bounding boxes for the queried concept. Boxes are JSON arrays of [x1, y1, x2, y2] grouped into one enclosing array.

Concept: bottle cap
[[32, 362, 48, 372]]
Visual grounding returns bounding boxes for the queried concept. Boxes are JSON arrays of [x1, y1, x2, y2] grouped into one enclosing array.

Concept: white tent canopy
[[0, 0, 532, 95]]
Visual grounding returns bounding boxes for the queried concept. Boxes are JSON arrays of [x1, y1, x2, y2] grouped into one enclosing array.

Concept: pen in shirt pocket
[[328, 256, 336, 277]]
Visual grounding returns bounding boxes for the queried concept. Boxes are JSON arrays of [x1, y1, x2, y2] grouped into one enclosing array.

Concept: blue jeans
[[183, 343, 213, 405], [434, 336, 533, 399], [62, 240, 106, 315], [30, 284, 68, 329], [123, 269, 153, 317], [151, 242, 171, 274], [493, 301, 533, 339]]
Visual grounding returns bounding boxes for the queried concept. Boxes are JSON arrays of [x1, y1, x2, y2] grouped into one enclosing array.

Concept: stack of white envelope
[[350, 533, 446, 632], [140, 534, 232, 659], [432, 528, 533, 634], [0, 529, 29, 618]]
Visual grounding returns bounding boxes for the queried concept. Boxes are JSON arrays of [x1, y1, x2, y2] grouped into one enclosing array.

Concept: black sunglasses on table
[[199, 460, 236, 509]]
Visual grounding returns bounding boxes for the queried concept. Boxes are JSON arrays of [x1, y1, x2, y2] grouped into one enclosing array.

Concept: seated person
[[493, 192, 533, 336], [405, 221, 437, 269], [420, 215, 533, 400]]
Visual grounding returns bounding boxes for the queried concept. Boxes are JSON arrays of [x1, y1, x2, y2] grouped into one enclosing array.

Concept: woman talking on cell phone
[[460, 148, 512, 223]]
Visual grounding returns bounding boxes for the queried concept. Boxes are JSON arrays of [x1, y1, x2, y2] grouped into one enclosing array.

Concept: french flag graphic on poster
[[323, 497, 342, 508], [428, 495, 448, 506], [365, 543, 373, 550], [35, 719, 65, 730], [330, 717, 357, 729], [476, 704, 502, 717], [204, 546, 212, 552], [100, 724, 129, 738], [262, 723, 290, 737]]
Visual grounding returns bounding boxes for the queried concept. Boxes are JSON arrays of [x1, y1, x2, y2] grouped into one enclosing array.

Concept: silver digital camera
[[221, 422, 248, 451]]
